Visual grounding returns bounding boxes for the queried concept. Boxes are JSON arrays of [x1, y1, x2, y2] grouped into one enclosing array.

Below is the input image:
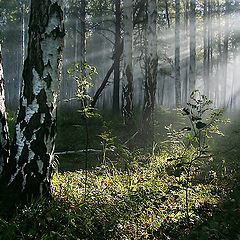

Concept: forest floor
[[0, 108, 240, 239]]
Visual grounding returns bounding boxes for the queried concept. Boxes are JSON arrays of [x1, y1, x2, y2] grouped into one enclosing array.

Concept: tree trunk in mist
[[203, 0, 209, 96], [215, 0, 222, 106], [91, 1, 146, 108], [207, 0, 213, 98], [230, 48, 237, 109], [122, 0, 133, 123], [189, 0, 196, 93], [80, 0, 87, 65], [175, 0, 181, 107], [142, 0, 158, 141], [222, 0, 230, 106], [183, 0, 189, 103], [1, 0, 64, 203], [0, 43, 10, 176], [74, 19, 79, 63], [112, 0, 121, 113]]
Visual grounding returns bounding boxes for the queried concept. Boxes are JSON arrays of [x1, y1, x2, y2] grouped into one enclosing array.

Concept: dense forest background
[[1, 1, 240, 239], [2, 0, 240, 111]]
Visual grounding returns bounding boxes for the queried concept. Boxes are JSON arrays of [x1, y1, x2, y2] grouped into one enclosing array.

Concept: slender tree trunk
[[203, 0, 209, 96], [189, 0, 196, 92], [215, 0, 222, 106], [112, 0, 121, 113], [165, 0, 170, 28], [2, 0, 65, 203], [222, 0, 230, 106], [74, 19, 79, 63], [142, 0, 158, 142], [230, 47, 237, 109], [175, 0, 181, 107], [91, 1, 146, 108], [122, 0, 133, 123], [207, 0, 213, 98], [0, 43, 10, 175], [183, 0, 189, 103], [80, 0, 87, 65]]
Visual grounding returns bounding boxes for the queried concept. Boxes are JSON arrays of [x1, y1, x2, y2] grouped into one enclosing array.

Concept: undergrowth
[[0, 150, 227, 240], [1, 92, 240, 239]]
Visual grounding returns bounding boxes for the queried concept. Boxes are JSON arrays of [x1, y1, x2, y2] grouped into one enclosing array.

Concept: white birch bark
[[0, 43, 10, 175], [3, 0, 65, 201]]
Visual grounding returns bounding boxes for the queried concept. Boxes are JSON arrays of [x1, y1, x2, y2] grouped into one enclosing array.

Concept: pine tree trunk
[[0, 43, 10, 175], [2, 0, 64, 203], [175, 0, 181, 107], [122, 0, 133, 123], [142, 0, 158, 142]]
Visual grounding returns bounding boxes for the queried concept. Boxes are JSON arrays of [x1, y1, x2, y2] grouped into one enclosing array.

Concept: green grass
[[0, 151, 229, 239], [2, 107, 240, 239]]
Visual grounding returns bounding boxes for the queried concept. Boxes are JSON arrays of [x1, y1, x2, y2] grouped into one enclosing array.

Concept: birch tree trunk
[[0, 43, 10, 176], [175, 0, 181, 107], [2, 0, 64, 202], [122, 0, 133, 123], [189, 0, 196, 92], [142, 0, 158, 141]]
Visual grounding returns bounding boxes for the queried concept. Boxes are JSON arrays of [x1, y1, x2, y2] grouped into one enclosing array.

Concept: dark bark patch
[[43, 73, 52, 89], [37, 89, 49, 113], [50, 3, 64, 22], [18, 144, 29, 166], [17, 104, 26, 122], [31, 133, 48, 157], [24, 113, 41, 140], [24, 159, 38, 175]]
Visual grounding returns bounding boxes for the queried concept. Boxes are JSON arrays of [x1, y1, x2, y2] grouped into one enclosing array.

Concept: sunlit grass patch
[[50, 153, 222, 239]]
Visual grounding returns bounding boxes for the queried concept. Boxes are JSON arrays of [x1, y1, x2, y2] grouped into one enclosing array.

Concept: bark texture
[[142, 0, 158, 141], [80, 0, 86, 65], [183, 0, 189, 103], [175, 0, 181, 107], [112, 0, 121, 113], [189, 0, 196, 92], [0, 43, 10, 175], [3, 0, 64, 202], [122, 0, 133, 123], [222, 0, 230, 106], [203, 0, 209, 95]]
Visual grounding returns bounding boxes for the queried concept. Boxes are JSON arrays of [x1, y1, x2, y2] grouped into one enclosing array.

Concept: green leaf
[[173, 168, 183, 177], [196, 122, 207, 129]]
